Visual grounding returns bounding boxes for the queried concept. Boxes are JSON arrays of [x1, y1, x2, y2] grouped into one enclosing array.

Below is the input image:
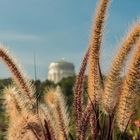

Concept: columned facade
[[48, 60, 75, 83]]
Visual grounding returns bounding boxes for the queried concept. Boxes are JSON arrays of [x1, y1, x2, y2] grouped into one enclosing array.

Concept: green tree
[[58, 76, 75, 108]]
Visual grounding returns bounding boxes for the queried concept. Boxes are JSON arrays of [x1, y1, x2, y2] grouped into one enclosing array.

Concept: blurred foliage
[[33, 79, 56, 102], [0, 78, 12, 93], [58, 76, 75, 108]]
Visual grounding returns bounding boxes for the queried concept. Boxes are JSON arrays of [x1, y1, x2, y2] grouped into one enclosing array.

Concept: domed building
[[48, 59, 75, 83]]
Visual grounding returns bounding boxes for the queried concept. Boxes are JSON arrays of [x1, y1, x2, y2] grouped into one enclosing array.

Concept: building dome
[[48, 59, 75, 83]]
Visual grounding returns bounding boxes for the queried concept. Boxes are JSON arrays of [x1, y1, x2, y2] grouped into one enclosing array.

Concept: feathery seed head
[[4, 85, 21, 122], [116, 39, 140, 132], [0, 44, 35, 100], [7, 114, 45, 140], [102, 22, 140, 114], [44, 87, 70, 139], [88, 0, 111, 104]]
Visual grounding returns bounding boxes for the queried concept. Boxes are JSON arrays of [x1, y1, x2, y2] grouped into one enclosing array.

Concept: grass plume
[[74, 48, 89, 138], [116, 39, 140, 132], [44, 87, 69, 140], [88, 0, 110, 103], [0, 45, 35, 100], [102, 22, 140, 115]]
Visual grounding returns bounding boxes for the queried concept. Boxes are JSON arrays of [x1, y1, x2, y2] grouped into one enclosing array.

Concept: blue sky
[[0, 0, 140, 80]]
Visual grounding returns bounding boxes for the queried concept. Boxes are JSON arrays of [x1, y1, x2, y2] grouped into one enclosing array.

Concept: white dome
[[48, 59, 75, 83]]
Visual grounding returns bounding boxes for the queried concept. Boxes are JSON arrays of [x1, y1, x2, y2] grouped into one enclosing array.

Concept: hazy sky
[[0, 0, 140, 80]]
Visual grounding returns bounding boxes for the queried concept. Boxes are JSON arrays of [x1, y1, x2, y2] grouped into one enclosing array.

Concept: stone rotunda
[[48, 59, 75, 83]]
